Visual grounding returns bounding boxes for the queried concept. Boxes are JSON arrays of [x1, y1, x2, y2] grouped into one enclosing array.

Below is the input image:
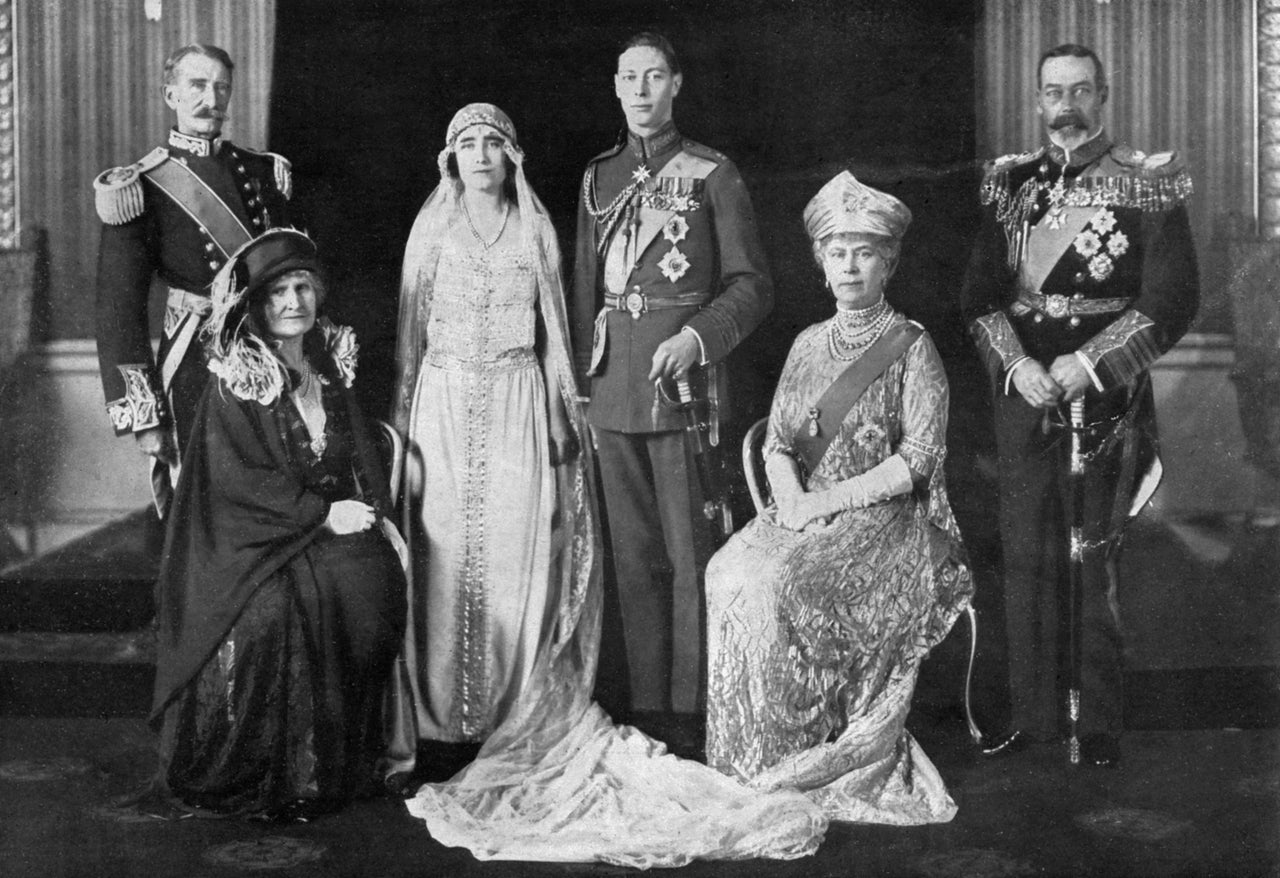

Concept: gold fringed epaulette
[[1066, 143, 1193, 210], [92, 147, 168, 225], [979, 148, 1044, 206], [270, 153, 292, 200], [1110, 143, 1186, 177]]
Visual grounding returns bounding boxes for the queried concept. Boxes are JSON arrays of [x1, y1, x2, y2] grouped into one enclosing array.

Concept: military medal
[[663, 215, 689, 244], [807, 407, 820, 437], [1046, 175, 1068, 230], [657, 246, 690, 282]]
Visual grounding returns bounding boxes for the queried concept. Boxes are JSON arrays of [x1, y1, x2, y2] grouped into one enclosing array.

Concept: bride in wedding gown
[[387, 102, 826, 869]]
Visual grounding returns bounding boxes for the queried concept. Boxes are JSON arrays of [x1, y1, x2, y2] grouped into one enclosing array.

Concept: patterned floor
[[0, 718, 1275, 877], [0, 512, 1276, 875]]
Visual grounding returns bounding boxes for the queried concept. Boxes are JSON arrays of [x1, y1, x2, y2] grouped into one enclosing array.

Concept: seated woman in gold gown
[[705, 171, 973, 825]]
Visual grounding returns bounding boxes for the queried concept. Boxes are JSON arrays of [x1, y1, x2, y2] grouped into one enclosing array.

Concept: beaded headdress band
[[436, 102, 525, 180]]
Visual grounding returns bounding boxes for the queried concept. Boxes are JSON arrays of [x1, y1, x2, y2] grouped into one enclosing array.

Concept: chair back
[[741, 417, 771, 516], [375, 420, 404, 507]]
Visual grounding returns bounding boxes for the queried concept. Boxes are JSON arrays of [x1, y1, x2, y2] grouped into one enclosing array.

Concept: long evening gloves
[[766, 452, 914, 530]]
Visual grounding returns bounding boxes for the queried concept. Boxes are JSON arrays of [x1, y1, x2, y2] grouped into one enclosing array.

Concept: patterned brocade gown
[[406, 217, 556, 742], [705, 312, 973, 824]]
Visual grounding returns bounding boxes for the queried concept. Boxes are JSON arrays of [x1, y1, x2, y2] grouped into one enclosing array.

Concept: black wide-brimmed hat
[[236, 227, 320, 298], [206, 228, 320, 343], [202, 228, 324, 404]]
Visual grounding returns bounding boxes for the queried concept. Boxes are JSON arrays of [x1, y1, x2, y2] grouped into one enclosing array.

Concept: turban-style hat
[[802, 170, 912, 244]]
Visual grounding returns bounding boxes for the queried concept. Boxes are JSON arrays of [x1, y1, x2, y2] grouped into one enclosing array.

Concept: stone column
[[0, 0, 14, 251], [1222, 2, 1280, 510], [1262, 1, 1280, 239], [0, 0, 32, 378]]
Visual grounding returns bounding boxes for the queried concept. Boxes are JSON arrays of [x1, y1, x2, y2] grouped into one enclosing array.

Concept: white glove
[[764, 452, 804, 503], [806, 454, 914, 522]]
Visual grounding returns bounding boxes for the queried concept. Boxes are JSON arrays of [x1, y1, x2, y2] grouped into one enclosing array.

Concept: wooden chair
[[375, 420, 404, 507], [741, 416, 984, 745]]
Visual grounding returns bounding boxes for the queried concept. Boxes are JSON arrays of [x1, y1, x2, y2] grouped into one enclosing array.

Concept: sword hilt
[[676, 375, 693, 405], [1069, 397, 1086, 475]]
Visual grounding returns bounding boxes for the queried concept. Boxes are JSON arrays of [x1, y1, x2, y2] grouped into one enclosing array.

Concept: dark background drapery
[[269, 0, 983, 432], [268, 0, 994, 711]]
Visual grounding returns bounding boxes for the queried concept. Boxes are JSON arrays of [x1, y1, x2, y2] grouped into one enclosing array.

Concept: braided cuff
[[105, 364, 165, 435]]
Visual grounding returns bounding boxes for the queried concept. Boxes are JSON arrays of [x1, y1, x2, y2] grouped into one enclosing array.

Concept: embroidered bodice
[[427, 220, 536, 370]]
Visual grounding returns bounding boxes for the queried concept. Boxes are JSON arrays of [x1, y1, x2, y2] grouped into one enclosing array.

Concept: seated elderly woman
[[149, 229, 406, 820], [704, 172, 973, 825]]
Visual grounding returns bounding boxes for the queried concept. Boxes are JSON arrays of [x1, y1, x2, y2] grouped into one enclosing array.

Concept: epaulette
[[1081, 143, 1194, 209], [979, 148, 1043, 207], [92, 147, 168, 225], [680, 139, 727, 166], [984, 147, 1045, 175], [1109, 143, 1185, 178], [234, 145, 293, 199]]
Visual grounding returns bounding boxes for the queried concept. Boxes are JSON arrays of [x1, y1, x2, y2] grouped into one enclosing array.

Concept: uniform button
[[248, 197, 260, 206], [1073, 272, 1086, 284], [632, 285, 641, 292], [236, 164, 246, 173], [1072, 293, 1083, 300], [204, 242, 215, 253], [252, 217, 263, 227], [207, 260, 220, 270], [242, 182, 252, 191]]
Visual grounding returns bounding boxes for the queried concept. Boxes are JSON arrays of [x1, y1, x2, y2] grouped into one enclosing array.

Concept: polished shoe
[[978, 728, 1033, 757], [382, 770, 419, 799], [1079, 733, 1121, 768]]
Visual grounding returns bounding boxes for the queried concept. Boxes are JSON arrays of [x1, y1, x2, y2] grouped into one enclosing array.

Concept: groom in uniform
[[571, 32, 773, 725]]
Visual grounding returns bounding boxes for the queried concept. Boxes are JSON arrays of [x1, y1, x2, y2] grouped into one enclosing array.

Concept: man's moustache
[[1050, 111, 1087, 130], [193, 109, 225, 120]]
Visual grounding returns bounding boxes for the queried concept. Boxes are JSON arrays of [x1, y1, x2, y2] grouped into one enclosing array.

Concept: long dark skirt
[[157, 529, 406, 817]]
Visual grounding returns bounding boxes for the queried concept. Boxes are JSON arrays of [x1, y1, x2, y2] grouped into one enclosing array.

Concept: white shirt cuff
[[681, 326, 709, 365], [1003, 356, 1031, 396], [1074, 350, 1105, 392]]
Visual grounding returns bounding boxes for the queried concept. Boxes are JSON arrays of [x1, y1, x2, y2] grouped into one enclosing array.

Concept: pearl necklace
[[827, 299, 894, 361], [462, 198, 510, 250]]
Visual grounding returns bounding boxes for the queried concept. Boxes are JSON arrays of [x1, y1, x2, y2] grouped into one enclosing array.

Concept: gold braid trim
[[93, 147, 168, 225], [982, 168, 1191, 213]]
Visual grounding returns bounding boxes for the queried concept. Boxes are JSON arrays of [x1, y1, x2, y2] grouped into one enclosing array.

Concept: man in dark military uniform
[[572, 33, 773, 721], [960, 44, 1199, 766], [94, 43, 292, 515]]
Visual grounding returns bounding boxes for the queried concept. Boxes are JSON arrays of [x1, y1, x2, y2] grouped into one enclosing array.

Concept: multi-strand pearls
[[827, 298, 894, 361]]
